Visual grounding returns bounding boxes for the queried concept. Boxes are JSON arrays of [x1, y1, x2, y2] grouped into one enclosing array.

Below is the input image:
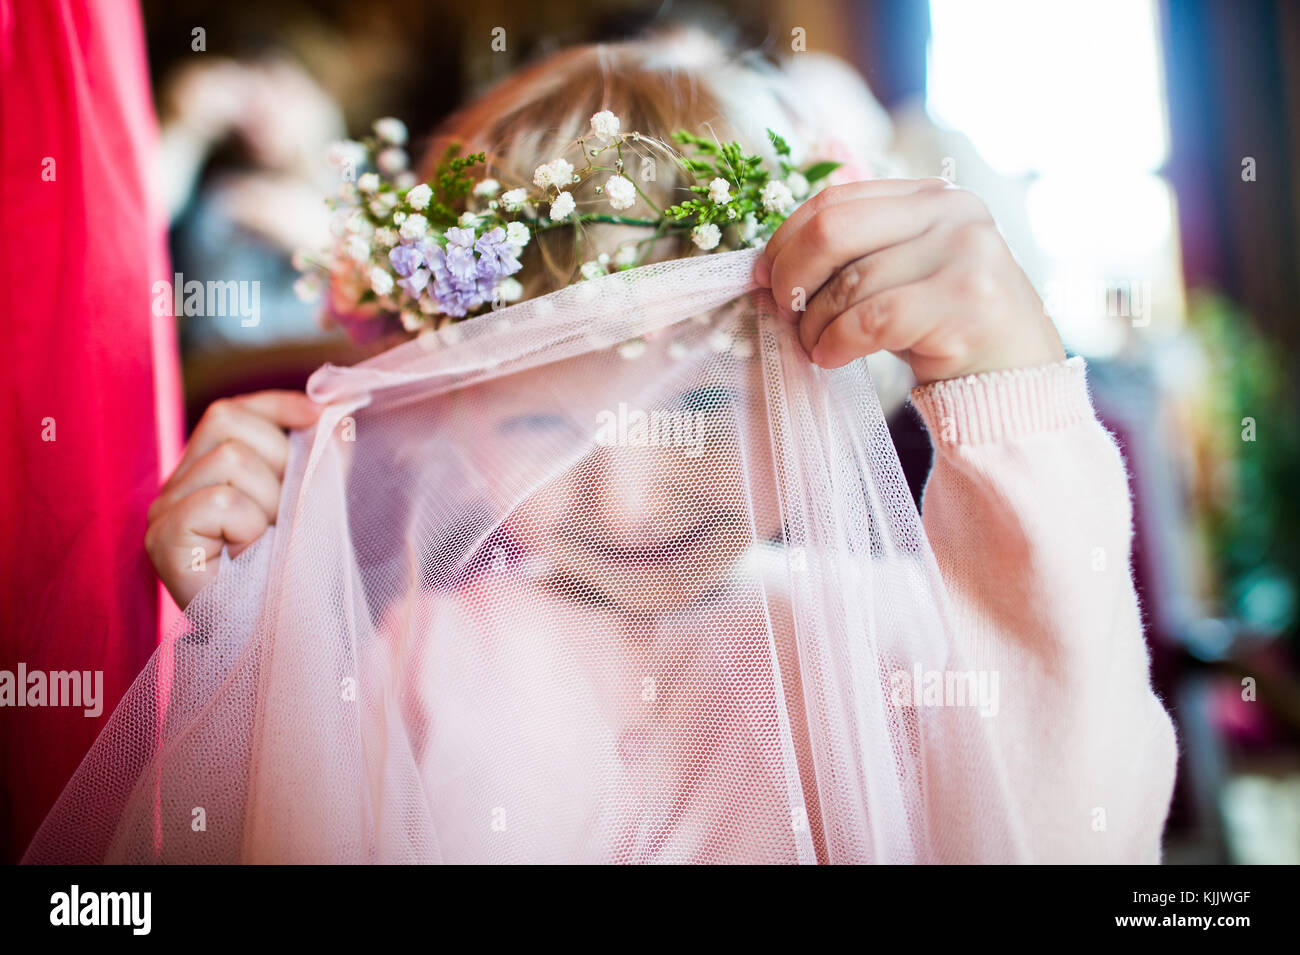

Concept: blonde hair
[[421, 33, 782, 298]]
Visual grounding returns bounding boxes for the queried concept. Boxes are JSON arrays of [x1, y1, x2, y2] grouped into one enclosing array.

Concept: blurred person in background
[[158, 55, 344, 353]]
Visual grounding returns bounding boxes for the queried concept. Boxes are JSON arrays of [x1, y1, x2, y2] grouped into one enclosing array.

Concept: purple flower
[[432, 278, 473, 317], [408, 226, 528, 319], [423, 244, 447, 279], [397, 268, 431, 297], [445, 244, 478, 283], [474, 227, 522, 276], [389, 241, 428, 277], [444, 227, 476, 249]]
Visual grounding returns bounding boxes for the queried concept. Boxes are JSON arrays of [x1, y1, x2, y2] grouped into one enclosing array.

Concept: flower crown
[[293, 112, 840, 339]]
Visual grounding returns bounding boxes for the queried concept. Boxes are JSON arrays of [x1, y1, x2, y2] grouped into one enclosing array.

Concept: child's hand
[[755, 179, 1065, 385], [145, 391, 321, 608]]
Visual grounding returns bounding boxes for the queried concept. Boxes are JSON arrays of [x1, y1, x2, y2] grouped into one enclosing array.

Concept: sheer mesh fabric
[[24, 249, 1028, 863]]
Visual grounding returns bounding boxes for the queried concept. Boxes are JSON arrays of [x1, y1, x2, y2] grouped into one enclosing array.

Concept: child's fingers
[[796, 226, 952, 356], [145, 484, 271, 607], [176, 396, 306, 483], [809, 280, 947, 370], [765, 187, 985, 322], [235, 390, 323, 430], [765, 193, 937, 317], [762, 177, 948, 264], [148, 390, 318, 606], [149, 439, 283, 525], [765, 184, 994, 313]]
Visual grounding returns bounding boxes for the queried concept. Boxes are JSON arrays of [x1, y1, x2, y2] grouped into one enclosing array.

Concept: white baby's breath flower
[[786, 171, 810, 199], [400, 309, 424, 332], [373, 117, 408, 146], [369, 266, 395, 297], [548, 191, 575, 220], [533, 158, 575, 191], [580, 260, 607, 280], [473, 178, 500, 197], [554, 160, 576, 188], [392, 211, 407, 225], [326, 140, 366, 170], [293, 274, 322, 303], [738, 213, 760, 244], [617, 339, 647, 360], [589, 110, 621, 141], [692, 222, 722, 250], [501, 187, 528, 211], [761, 180, 795, 215], [406, 183, 432, 210], [337, 182, 358, 202], [400, 213, 429, 241], [505, 221, 530, 248], [373, 227, 399, 248], [614, 244, 638, 268], [376, 147, 408, 175], [394, 171, 417, 190], [345, 235, 371, 261], [458, 211, 481, 229], [604, 175, 636, 211], [357, 172, 380, 194], [707, 177, 731, 204], [496, 277, 524, 302], [344, 212, 371, 236]]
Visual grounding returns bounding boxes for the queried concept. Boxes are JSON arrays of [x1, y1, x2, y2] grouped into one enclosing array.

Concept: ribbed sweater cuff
[[908, 356, 1096, 446]]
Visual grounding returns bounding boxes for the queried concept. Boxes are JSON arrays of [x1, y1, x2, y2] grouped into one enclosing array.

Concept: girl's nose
[[584, 451, 685, 546]]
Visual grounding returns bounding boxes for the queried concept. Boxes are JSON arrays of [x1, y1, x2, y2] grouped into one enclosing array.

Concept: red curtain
[[0, 0, 182, 861]]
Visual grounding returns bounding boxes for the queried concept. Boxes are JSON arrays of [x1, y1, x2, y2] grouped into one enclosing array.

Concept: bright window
[[927, 0, 1180, 353]]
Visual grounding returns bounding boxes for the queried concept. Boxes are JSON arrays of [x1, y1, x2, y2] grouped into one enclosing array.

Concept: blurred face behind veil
[[399, 31, 807, 618], [448, 313, 780, 619]]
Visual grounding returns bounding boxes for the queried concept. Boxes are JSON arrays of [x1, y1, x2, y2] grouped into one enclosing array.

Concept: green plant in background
[[1190, 291, 1300, 638]]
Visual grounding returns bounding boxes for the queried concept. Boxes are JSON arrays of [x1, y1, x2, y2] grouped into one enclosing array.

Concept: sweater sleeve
[[908, 355, 1179, 863]]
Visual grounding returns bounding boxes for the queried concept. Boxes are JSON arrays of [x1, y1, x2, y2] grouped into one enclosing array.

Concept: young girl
[[69, 32, 1177, 864]]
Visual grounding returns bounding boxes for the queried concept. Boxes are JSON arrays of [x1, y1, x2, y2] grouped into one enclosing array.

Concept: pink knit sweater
[[908, 355, 1180, 863]]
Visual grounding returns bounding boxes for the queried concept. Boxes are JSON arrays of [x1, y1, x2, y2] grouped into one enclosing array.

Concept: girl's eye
[[674, 385, 738, 414], [498, 413, 574, 434]]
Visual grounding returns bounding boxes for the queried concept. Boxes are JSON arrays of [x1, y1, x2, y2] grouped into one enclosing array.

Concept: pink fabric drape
[[0, 0, 182, 861]]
